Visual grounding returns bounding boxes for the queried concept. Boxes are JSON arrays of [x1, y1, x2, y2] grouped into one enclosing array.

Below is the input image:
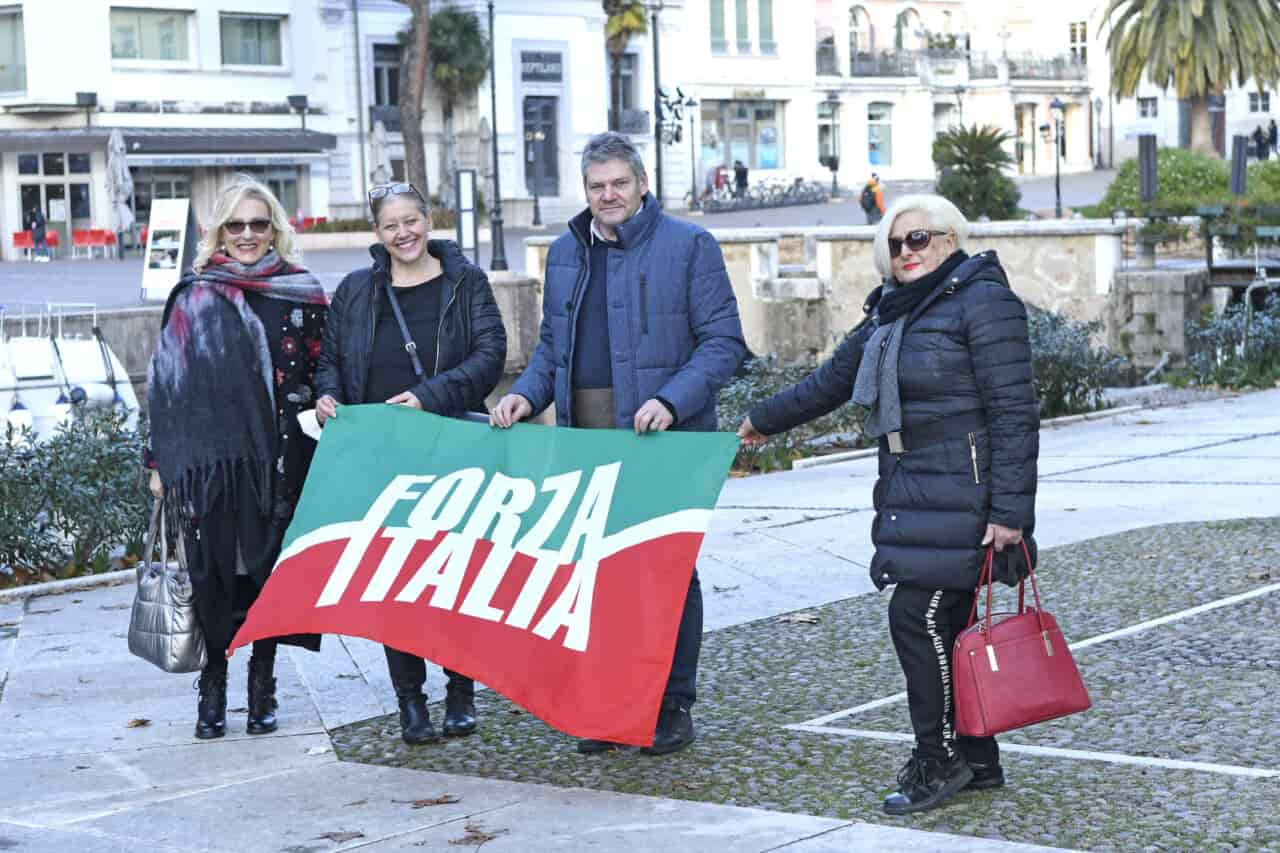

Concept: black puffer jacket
[[315, 240, 507, 414], [748, 250, 1039, 591]]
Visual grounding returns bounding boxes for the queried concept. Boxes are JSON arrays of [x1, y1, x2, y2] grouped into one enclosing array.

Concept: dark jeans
[[204, 576, 278, 672], [666, 569, 703, 705], [888, 584, 998, 766], [384, 645, 473, 701]]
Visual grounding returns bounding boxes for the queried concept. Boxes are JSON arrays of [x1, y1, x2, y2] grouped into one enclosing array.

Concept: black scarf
[[876, 250, 968, 324], [148, 252, 326, 519]]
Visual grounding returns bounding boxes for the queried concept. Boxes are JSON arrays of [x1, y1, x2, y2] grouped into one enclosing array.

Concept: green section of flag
[[283, 405, 739, 554]]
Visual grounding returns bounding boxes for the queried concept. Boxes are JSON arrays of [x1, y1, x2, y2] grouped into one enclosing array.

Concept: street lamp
[[954, 85, 967, 128], [684, 94, 698, 209], [287, 94, 308, 131], [486, 0, 508, 271], [649, 0, 665, 204], [1050, 96, 1065, 218]]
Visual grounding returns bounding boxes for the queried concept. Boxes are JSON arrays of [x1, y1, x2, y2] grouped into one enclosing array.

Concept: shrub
[[1026, 307, 1128, 418], [1082, 147, 1230, 217], [1184, 293, 1280, 388], [717, 355, 865, 472], [933, 125, 1022, 221], [0, 409, 149, 581]]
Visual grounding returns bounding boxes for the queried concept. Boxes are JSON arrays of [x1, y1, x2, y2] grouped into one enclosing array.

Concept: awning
[[0, 126, 338, 155]]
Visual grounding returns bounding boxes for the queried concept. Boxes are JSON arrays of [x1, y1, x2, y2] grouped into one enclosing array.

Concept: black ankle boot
[[883, 750, 974, 815], [640, 696, 695, 756], [442, 674, 476, 738], [964, 761, 1005, 790], [397, 691, 439, 745], [195, 661, 227, 740], [246, 655, 278, 735]]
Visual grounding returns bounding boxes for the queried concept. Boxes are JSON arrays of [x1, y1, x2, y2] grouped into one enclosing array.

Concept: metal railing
[[849, 50, 919, 77], [969, 52, 999, 79], [1007, 53, 1087, 81], [816, 43, 839, 76]]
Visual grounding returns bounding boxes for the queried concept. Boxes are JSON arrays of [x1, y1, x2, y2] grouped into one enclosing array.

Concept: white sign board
[[141, 198, 196, 302]]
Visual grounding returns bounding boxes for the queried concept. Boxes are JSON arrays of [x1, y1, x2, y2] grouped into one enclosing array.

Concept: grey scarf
[[851, 284, 904, 438]]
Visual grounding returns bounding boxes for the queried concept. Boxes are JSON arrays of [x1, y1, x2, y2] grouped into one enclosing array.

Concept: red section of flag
[[228, 530, 702, 746]]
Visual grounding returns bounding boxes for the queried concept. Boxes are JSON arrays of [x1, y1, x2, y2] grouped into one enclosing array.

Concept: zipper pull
[[968, 432, 980, 484]]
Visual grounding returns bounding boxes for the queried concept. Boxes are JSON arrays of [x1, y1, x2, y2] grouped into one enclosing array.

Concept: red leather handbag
[[953, 543, 1091, 737]]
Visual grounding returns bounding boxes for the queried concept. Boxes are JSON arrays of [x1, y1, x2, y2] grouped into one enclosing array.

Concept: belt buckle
[[887, 431, 905, 454]]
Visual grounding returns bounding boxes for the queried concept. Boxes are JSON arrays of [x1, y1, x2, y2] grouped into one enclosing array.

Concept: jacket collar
[[568, 192, 662, 250], [368, 239, 469, 287]]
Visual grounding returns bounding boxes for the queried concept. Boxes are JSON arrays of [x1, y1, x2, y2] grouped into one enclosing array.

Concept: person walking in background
[[1254, 125, 1270, 161], [861, 174, 886, 225], [738, 194, 1039, 814], [147, 175, 328, 740], [733, 159, 749, 198], [490, 131, 747, 757], [24, 204, 49, 262], [314, 182, 506, 746], [1269, 117, 1278, 156]]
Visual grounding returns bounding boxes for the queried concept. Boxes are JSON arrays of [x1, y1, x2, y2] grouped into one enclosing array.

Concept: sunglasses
[[224, 218, 272, 236], [888, 229, 949, 258], [368, 182, 426, 204]]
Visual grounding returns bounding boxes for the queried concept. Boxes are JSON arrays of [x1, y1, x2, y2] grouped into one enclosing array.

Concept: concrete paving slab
[[775, 824, 1081, 852], [1046, 455, 1280, 484], [17, 583, 135, 638], [0, 819, 189, 853], [0, 732, 335, 826]]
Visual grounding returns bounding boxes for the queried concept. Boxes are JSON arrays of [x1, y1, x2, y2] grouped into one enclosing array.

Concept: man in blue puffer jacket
[[492, 131, 747, 756]]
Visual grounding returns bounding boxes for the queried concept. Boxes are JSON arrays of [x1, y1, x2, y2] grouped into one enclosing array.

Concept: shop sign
[[521, 51, 563, 82]]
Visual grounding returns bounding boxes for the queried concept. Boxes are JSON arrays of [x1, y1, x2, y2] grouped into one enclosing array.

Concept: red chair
[[13, 231, 33, 260], [140, 224, 149, 245], [71, 229, 92, 259]]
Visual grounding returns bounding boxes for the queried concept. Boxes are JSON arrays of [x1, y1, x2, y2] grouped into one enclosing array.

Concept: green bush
[[1082, 147, 1231, 217], [932, 125, 1022, 221], [1184, 294, 1280, 388], [1026, 307, 1128, 419], [717, 355, 865, 472], [0, 409, 149, 581]]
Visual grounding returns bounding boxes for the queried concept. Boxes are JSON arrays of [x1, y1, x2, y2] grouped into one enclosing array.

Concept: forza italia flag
[[228, 404, 738, 746]]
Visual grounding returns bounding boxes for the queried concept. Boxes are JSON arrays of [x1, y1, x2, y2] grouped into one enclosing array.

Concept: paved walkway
[[2, 390, 1276, 851]]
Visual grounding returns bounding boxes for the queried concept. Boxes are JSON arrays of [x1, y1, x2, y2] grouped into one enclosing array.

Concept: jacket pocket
[[639, 274, 649, 335]]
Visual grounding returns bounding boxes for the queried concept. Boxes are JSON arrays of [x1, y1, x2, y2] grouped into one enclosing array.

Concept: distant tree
[[428, 5, 489, 207], [1105, 0, 1280, 156], [603, 1, 647, 132], [396, 0, 431, 197], [932, 124, 1021, 221]]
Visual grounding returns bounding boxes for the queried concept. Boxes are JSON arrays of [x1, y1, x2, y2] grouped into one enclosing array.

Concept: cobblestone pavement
[[332, 517, 1280, 852]]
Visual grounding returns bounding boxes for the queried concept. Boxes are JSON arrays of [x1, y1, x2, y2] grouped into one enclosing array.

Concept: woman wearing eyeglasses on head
[[314, 182, 506, 745], [738, 194, 1040, 814], [147, 175, 328, 740]]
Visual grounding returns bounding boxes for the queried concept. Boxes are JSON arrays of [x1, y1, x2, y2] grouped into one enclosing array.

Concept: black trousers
[[888, 584, 998, 766], [666, 570, 702, 706], [383, 646, 473, 701]]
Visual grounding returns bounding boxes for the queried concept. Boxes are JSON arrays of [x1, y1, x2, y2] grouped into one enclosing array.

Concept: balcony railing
[[968, 52, 999, 79], [816, 43, 839, 76], [609, 108, 650, 136], [850, 50, 919, 77], [1007, 53, 1087, 81]]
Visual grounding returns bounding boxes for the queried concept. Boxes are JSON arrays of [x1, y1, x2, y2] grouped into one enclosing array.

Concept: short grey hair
[[580, 131, 647, 181], [872, 193, 970, 278]]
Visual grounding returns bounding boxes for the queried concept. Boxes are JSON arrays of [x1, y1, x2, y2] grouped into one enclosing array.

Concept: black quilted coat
[[748, 250, 1039, 591]]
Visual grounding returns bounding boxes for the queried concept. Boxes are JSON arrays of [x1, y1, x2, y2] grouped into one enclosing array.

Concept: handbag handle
[[968, 541, 1046, 638], [383, 279, 426, 381], [138, 497, 171, 583]]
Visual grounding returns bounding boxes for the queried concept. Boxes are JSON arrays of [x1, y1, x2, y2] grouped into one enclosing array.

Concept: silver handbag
[[127, 498, 208, 673]]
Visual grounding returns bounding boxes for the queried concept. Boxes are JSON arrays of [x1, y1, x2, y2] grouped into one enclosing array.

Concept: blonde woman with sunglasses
[[147, 175, 328, 740], [738, 194, 1040, 815], [314, 182, 507, 745]]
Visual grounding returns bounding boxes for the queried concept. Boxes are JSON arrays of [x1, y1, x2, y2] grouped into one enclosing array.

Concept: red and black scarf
[[148, 251, 326, 518]]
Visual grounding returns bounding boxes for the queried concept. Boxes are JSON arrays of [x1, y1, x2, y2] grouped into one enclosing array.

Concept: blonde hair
[[192, 174, 300, 272], [872, 193, 969, 278]]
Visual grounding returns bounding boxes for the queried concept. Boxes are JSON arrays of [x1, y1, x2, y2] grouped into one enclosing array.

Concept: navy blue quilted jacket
[[511, 195, 747, 431], [748, 251, 1039, 591]]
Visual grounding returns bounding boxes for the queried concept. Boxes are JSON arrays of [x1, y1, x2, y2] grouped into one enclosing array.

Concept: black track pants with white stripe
[[888, 584, 999, 765]]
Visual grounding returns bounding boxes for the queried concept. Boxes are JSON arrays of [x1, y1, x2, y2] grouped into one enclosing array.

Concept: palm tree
[[1105, 0, 1280, 156], [603, 1, 647, 132], [932, 125, 1021, 220], [396, 0, 431, 196], [428, 6, 489, 207]]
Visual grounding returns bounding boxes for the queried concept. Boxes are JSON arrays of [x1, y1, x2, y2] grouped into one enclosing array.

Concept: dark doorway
[[523, 96, 559, 197]]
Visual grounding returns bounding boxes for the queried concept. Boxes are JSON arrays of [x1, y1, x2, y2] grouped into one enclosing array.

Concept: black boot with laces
[[883, 750, 973, 815], [246, 654, 279, 735], [194, 660, 228, 740]]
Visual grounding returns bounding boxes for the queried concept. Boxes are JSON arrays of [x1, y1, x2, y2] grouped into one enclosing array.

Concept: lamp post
[[486, 0, 508, 271], [287, 94, 308, 130], [649, 0, 665, 204], [684, 95, 698, 209], [1050, 96, 1065, 218]]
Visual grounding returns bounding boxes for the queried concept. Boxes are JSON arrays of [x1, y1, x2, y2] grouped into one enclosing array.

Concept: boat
[[1, 303, 140, 441]]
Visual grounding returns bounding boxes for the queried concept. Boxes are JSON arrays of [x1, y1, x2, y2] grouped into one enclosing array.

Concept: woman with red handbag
[[738, 194, 1040, 814]]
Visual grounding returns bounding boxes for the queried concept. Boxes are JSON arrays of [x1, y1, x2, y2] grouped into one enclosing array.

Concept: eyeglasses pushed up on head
[[888, 229, 949, 258], [368, 182, 426, 204], [223, 218, 272, 236]]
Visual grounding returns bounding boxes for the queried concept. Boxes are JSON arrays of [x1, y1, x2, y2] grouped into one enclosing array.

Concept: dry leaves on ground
[[395, 795, 461, 808], [777, 612, 820, 625], [125, 718, 150, 728], [449, 822, 506, 847], [314, 831, 365, 843], [1246, 569, 1273, 581]]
